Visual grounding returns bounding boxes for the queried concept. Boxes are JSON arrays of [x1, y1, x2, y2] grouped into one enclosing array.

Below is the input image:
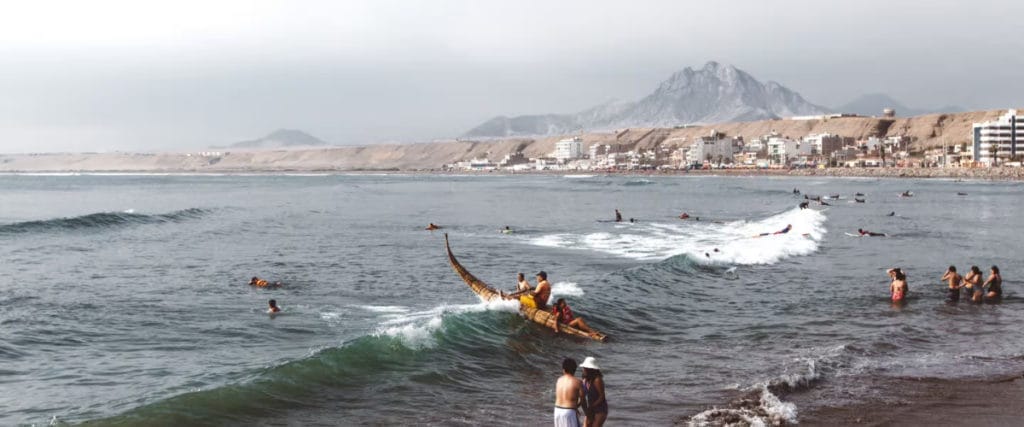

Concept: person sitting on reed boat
[[515, 272, 532, 293], [551, 298, 599, 339], [524, 271, 552, 310]]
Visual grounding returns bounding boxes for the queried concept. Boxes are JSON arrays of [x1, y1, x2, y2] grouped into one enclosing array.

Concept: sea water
[[1, 174, 1022, 425]]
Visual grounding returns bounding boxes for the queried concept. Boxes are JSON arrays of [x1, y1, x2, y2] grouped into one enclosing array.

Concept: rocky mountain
[[464, 61, 827, 138], [835, 93, 965, 117], [226, 129, 329, 149]]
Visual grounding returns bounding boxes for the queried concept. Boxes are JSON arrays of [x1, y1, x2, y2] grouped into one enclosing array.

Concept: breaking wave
[[528, 207, 827, 265], [0, 208, 210, 234]]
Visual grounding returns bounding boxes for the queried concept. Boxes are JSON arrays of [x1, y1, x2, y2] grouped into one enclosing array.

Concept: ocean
[[1, 173, 1021, 426]]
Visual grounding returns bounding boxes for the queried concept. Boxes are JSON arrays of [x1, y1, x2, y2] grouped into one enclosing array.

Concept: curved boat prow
[[444, 233, 608, 342]]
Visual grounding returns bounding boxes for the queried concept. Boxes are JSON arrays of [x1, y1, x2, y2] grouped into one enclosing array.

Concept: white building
[[553, 137, 583, 161], [972, 109, 1020, 166], [766, 137, 810, 165], [686, 137, 735, 166]]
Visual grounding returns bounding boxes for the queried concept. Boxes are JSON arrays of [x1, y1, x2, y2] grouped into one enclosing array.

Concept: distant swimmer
[[855, 192, 865, 197], [942, 266, 963, 302], [426, 223, 441, 231], [888, 268, 908, 303], [614, 209, 622, 223], [249, 277, 281, 288], [267, 299, 281, 314], [799, 201, 809, 209], [551, 298, 600, 339], [900, 191, 913, 197], [501, 226, 513, 234], [629, 218, 635, 223], [857, 228, 886, 237], [886, 211, 895, 217], [854, 198, 865, 203], [984, 265, 1002, 301], [819, 200, 831, 206], [957, 192, 968, 196], [756, 224, 792, 237], [679, 212, 690, 219], [793, 188, 800, 194]]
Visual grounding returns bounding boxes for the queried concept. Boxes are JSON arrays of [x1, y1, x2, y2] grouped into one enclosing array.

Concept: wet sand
[[794, 374, 1024, 426]]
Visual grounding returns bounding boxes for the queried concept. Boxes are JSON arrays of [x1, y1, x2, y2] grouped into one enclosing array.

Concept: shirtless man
[[614, 209, 622, 222], [942, 266, 963, 302], [554, 358, 584, 427], [515, 272, 532, 293], [529, 271, 552, 310]]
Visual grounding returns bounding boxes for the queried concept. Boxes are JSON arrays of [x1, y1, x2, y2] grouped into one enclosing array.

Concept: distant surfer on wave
[[756, 224, 791, 237], [614, 209, 622, 223], [679, 212, 690, 219], [501, 225, 513, 234], [426, 223, 441, 231]]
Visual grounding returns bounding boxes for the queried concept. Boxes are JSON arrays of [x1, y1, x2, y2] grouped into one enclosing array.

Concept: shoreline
[[1, 167, 1023, 181]]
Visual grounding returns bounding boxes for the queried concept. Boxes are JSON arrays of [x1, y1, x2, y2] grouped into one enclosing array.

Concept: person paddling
[[858, 228, 886, 237]]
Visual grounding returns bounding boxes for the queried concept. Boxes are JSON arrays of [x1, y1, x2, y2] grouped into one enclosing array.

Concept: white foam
[[374, 300, 520, 348], [563, 174, 595, 179], [527, 207, 827, 265], [550, 281, 585, 298], [360, 305, 410, 313]]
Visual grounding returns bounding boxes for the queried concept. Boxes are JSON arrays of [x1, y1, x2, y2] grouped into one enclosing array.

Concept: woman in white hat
[[579, 356, 607, 427]]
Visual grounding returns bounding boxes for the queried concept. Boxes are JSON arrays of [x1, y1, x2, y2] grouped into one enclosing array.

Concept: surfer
[[793, 188, 800, 194], [942, 266, 963, 302], [551, 298, 599, 339], [857, 228, 886, 237], [888, 268, 908, 303], [900, 190, 913, 197], [679, 212, 690, 219], [426, 223, 441, 231], [267, 299, 281, 313], [983, 265, 1002, 301], [554, 358, 584, 427], [963, 266, 983, 302], [887, 211, 896, 217], [799, 201, 809, 209], [501, 225, 513, 234], [614, 209, 622, 222], [249, 277, 280, 287], [629, 218, 635, 223], [757, 224, 792, 237]]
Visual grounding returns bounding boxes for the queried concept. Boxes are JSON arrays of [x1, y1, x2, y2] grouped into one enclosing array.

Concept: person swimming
[[249, 277, 281, 287], [426, 223, 441, 230], [858, 228, 886, 237], [799, 201, 809, 209], [887, 211, 896, 216], [679, 212, 690, 219], [268, 299, 281, 313], [501, 226, 513, 234]]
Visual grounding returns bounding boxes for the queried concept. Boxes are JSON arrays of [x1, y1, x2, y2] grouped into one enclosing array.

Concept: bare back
[[555, 374, 582, 408]]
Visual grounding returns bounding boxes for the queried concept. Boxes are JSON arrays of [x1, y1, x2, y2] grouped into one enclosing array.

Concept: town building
[[972, 109, 1020, 166], [553, 137, 583, 161]]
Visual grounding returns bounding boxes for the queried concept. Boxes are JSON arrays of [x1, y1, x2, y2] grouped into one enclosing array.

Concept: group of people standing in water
[[888, 265, 1003, 304]]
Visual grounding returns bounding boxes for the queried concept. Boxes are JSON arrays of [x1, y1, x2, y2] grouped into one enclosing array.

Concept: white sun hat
[[579, 357, 601, 370]]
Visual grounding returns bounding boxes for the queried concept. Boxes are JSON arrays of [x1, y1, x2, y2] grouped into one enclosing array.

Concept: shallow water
[[0, 174, 1021, 426]]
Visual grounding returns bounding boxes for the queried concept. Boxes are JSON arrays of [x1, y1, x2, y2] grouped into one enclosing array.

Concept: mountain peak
[[464, 63, 827, 137], [228, 129, 329, 149]]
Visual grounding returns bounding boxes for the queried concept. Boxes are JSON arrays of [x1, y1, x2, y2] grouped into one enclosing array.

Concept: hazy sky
[[1, 0, 1022, 152]]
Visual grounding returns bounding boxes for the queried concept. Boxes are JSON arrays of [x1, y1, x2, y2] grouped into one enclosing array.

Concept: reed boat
[[444, 234, 608, 342]]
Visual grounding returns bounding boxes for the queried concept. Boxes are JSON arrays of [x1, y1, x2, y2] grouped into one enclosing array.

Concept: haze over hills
[[834, 93, 966, 117], [222, 129, 329, 149], [464, 61, 828, 138]]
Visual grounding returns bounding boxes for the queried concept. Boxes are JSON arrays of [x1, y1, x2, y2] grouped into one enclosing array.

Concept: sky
[[0, 0, 1022, 152]]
